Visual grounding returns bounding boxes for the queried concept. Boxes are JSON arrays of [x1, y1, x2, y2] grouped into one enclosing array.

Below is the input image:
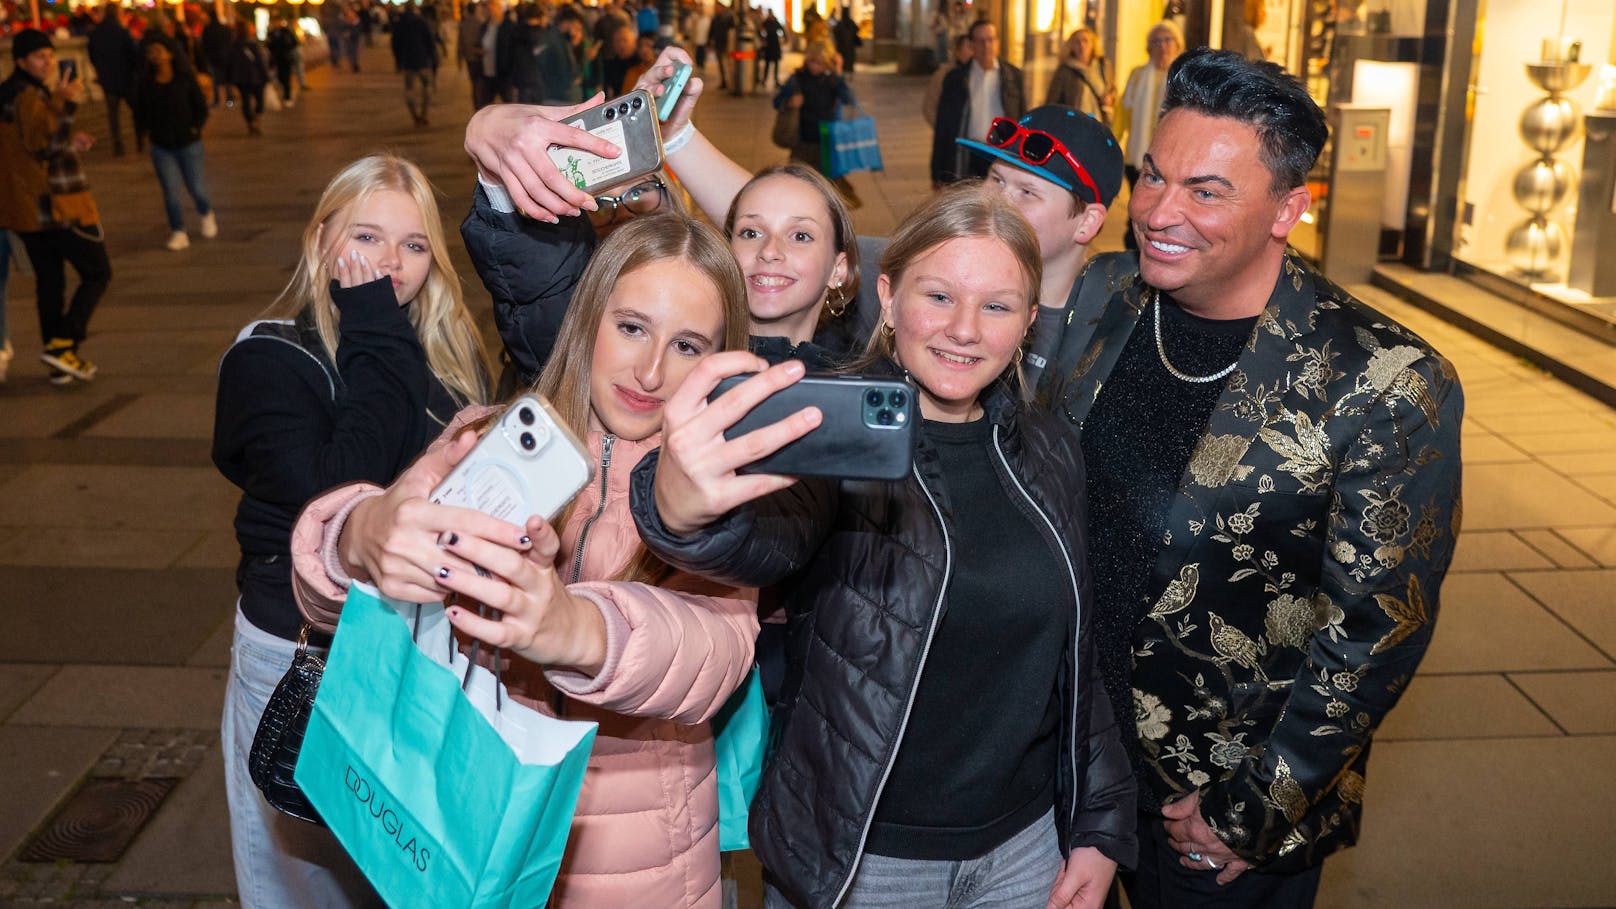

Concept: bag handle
[[410, 577, 506, 713]]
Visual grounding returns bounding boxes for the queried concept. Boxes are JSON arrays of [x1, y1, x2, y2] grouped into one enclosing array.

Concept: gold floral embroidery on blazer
[[1054, 254, 1464, 871]]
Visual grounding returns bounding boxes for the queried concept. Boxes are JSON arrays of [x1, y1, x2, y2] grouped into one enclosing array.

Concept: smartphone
[[430, 395, 594, 525], [57, 59, 77, 82], [656, 63, 692, 122], [546, 89, 664, 195], [709, 374, 917, 481]]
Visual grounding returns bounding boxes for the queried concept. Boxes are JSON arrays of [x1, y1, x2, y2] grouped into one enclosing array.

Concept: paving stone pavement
[[0, 42, 1613, 909]]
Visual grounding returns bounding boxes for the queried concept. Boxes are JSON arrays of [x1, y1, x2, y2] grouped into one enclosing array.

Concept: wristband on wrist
[[662, 123, 696, 156]]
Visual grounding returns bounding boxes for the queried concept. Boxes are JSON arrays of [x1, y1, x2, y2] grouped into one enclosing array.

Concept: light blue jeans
[[1, 230, 12, 346], [221, 605, 385, 909], [150, 142, 212, 232], [766, 809, 1061, 909]]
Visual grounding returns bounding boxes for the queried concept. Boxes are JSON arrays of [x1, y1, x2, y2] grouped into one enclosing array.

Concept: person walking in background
[[213, 154, 489, 909], [930, 19, 1025, 187], [1045, 27, 1111, 121], [0, 30, 112, 386], [459, 0, 493, 108], [775, 40, 859, 207], [600, 22, 638, 96], [1115, 20, 1181, 250], [708, 2, 733, 89], [922, 32, 970, 126], [390, 1, 438, 126], [540, 7, 586, 104], [200, 8, 234, 106], [758, 8, 783, 89], [226, 20, 270, 136], [134, 38, 216, 251], [500, 3, 550, 104], [0, 232, 12, 383], [690, 3, 711, 71], [264, 15, 300, 109], [340, 2, 364, 72], [635, 0, 659, 36], [831, 4, 859, 75], [87, 3, 142, 156]]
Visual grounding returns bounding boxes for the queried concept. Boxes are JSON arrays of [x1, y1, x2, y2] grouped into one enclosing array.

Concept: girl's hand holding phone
[[633, 47, 703, 137], [340, 430, 534, 603], [438, 514, 609, 676], [463, 98, 619, 223]]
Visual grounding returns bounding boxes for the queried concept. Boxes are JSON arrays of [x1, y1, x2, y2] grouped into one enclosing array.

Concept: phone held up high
[[656, 63, 692, 122], [430, 396, 593, 525], [709, 374, 918, 481], [57, 59, 77, 82], [546, 88, 664, 196]]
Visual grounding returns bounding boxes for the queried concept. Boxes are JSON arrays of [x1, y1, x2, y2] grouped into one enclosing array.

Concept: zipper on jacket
[[991, 426, 1085, 840], [555, 433, 614, 717], [831, 463, 954, 908]]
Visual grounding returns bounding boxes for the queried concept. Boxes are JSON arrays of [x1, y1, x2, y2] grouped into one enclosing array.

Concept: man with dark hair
[[1045, 47, 1462, 907], [200, 9, 235, 106], [930, 20, 1025, 187], [86, 3, 142, 156]]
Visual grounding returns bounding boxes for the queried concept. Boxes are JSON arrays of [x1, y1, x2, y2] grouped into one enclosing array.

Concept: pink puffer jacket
[[290, 407, 758, 909]]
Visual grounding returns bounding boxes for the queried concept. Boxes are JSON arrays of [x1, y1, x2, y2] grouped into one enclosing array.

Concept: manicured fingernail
[[446, 532, 459, 546], [518, 534, 531, 546], [446, 606, 460, 620], [437, 566, 451, 579]]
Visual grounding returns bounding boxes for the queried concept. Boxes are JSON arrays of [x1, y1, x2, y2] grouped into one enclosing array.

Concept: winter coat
[[630, 378, 1137, 909], [226, 38, 270, 87], [390, 9, 438, 71], [87, 17, 142, 96], [931, 58, 1026, 184], [291, 418, 759, 909]]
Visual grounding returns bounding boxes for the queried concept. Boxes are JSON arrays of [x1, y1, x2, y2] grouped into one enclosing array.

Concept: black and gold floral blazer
[[1049, 253, 1464, 872]]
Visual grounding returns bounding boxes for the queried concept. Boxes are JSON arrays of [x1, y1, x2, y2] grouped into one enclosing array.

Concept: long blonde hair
[[263, 154, 490, 407], [534, 211, 750, 583]]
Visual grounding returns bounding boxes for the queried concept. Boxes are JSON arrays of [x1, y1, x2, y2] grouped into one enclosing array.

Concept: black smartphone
[[546, 88, 664, 195], [709, 374, 917, 481], [58, 59, 77, 82]]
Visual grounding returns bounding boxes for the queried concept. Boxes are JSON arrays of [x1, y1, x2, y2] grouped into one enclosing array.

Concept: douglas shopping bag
[[819, 107, 884, 179], [709, 667, 767, 852], [295, 583, 597, 909]]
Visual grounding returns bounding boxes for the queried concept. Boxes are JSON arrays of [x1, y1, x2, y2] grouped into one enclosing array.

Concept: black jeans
[[103, 90, 140, 153], [19, 227, 112, 345], [237, 83, 266, 125], [1117, 809, 1324, 909]]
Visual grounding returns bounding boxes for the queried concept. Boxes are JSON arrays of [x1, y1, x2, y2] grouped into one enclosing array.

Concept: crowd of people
[[3, 9, 1463, 909]]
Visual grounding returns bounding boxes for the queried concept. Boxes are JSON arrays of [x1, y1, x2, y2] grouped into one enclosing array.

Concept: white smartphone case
[[430, 396, 593, 524]]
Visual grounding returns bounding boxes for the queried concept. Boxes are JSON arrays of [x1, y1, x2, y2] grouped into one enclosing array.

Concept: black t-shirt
[[1081, 294, 1256, 809], [867, 415, 1071, 860]]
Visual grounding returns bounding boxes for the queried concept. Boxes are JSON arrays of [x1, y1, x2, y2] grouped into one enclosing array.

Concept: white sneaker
[[0, 339, 13, 383], [199, 211, 218, 239], [166, 230, 191, 251]]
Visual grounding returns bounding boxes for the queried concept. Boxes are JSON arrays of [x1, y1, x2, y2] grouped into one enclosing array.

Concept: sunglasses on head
[[588, 176, 667, 227], [985, 117, 1102, 204]]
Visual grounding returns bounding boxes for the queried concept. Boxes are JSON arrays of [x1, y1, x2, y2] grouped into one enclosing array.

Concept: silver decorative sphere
[[1504, 217, 1567, 277], [1511, 158, 1574, 214], [1518, 96, 1581, 154]]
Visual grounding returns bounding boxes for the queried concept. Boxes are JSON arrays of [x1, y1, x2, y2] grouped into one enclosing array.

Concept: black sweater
[[211, 279, 459, 641], [133, 71, 208, 150]]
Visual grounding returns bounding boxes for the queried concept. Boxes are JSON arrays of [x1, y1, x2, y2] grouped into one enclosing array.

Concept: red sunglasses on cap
[[986, 117, 1102, 204]]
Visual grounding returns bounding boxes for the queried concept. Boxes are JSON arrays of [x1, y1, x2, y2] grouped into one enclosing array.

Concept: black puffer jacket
[[632, 378, 1137, 909]]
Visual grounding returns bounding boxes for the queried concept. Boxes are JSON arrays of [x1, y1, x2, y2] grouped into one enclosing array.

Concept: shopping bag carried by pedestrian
[[771, 104, 798, 149], [710, 666, 767, 852], [264, 82, 283, 111], [294, 583, 597, 909], [819, 105, 883, 178]]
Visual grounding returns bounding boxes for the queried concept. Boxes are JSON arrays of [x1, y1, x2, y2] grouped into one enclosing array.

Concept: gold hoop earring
[[880, 321, 895, 338], [825, 285, 847, 319], [1014, 346, 1025, 365]]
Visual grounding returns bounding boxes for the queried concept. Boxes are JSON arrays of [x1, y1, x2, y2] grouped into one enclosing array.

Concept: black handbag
[[247, 625, 327, 826]]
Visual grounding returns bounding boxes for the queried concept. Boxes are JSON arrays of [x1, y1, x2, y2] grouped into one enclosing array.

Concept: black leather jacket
[[631, 378, 1136, 909]]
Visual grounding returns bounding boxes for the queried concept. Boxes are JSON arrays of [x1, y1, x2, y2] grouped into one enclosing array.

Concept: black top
[[133, 72, 208, 150], [212, 279, 461, 641], [1081, 294, 1256, 809], [867, 415, 1071, 860]]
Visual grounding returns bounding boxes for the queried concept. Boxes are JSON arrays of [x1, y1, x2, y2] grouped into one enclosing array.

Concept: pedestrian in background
[[635, 0, 658, 36], [758, 8, 783, 89], [227, 19, 270, 136], [1114, 20, 1181, 250], [0, 29, 112, 386], [265, 15, 301, 108], [87, 2, 142, 156], [459, 0, 493, 108], [391, 1, 438, 126], [831, 4, 859, 74], [200, 8, 234, 106], [922, 32, 970, 126], [134, 38, 217, 251], [708, 2, 733, 88], [775, 40, 860, 207], [931, 19, 1025, 187], [0, 232, 12, 383], [1044, 27, 1111, 121]]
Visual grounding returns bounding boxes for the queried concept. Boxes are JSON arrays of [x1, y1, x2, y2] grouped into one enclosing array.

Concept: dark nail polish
[[446, 532, 459, 546], [519, 535, 531, 546], [437, 566, 451, 579]]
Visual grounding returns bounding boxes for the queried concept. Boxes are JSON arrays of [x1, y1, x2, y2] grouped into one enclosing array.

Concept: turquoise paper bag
[[294, 583, 597, 908], [710, 667, 767, 852]]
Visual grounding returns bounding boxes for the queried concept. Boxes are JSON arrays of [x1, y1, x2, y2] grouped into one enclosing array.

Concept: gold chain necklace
[[1152, 291, 1239, 384]]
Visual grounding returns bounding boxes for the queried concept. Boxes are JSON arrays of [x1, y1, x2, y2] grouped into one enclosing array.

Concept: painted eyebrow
[[1140, 154, 1235, 192], [613, 306, 717, 347], [351, 222, 429, 241]]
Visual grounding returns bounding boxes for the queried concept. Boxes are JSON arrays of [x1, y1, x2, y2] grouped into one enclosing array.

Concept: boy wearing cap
[[957, 104, 1125, 391], [0, 29, 112, 385]]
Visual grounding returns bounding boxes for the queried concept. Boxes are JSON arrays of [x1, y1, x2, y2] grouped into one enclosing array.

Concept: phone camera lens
[[618, 102, 631, 116], [520, 432, 537, 451], [517, 407, 535, 426], [604, 107, 617, 120], [889, 390, 907, 408], [630, 96, 643, 110], [876, 409, 894, 426], [865, 390, 884, 408]]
